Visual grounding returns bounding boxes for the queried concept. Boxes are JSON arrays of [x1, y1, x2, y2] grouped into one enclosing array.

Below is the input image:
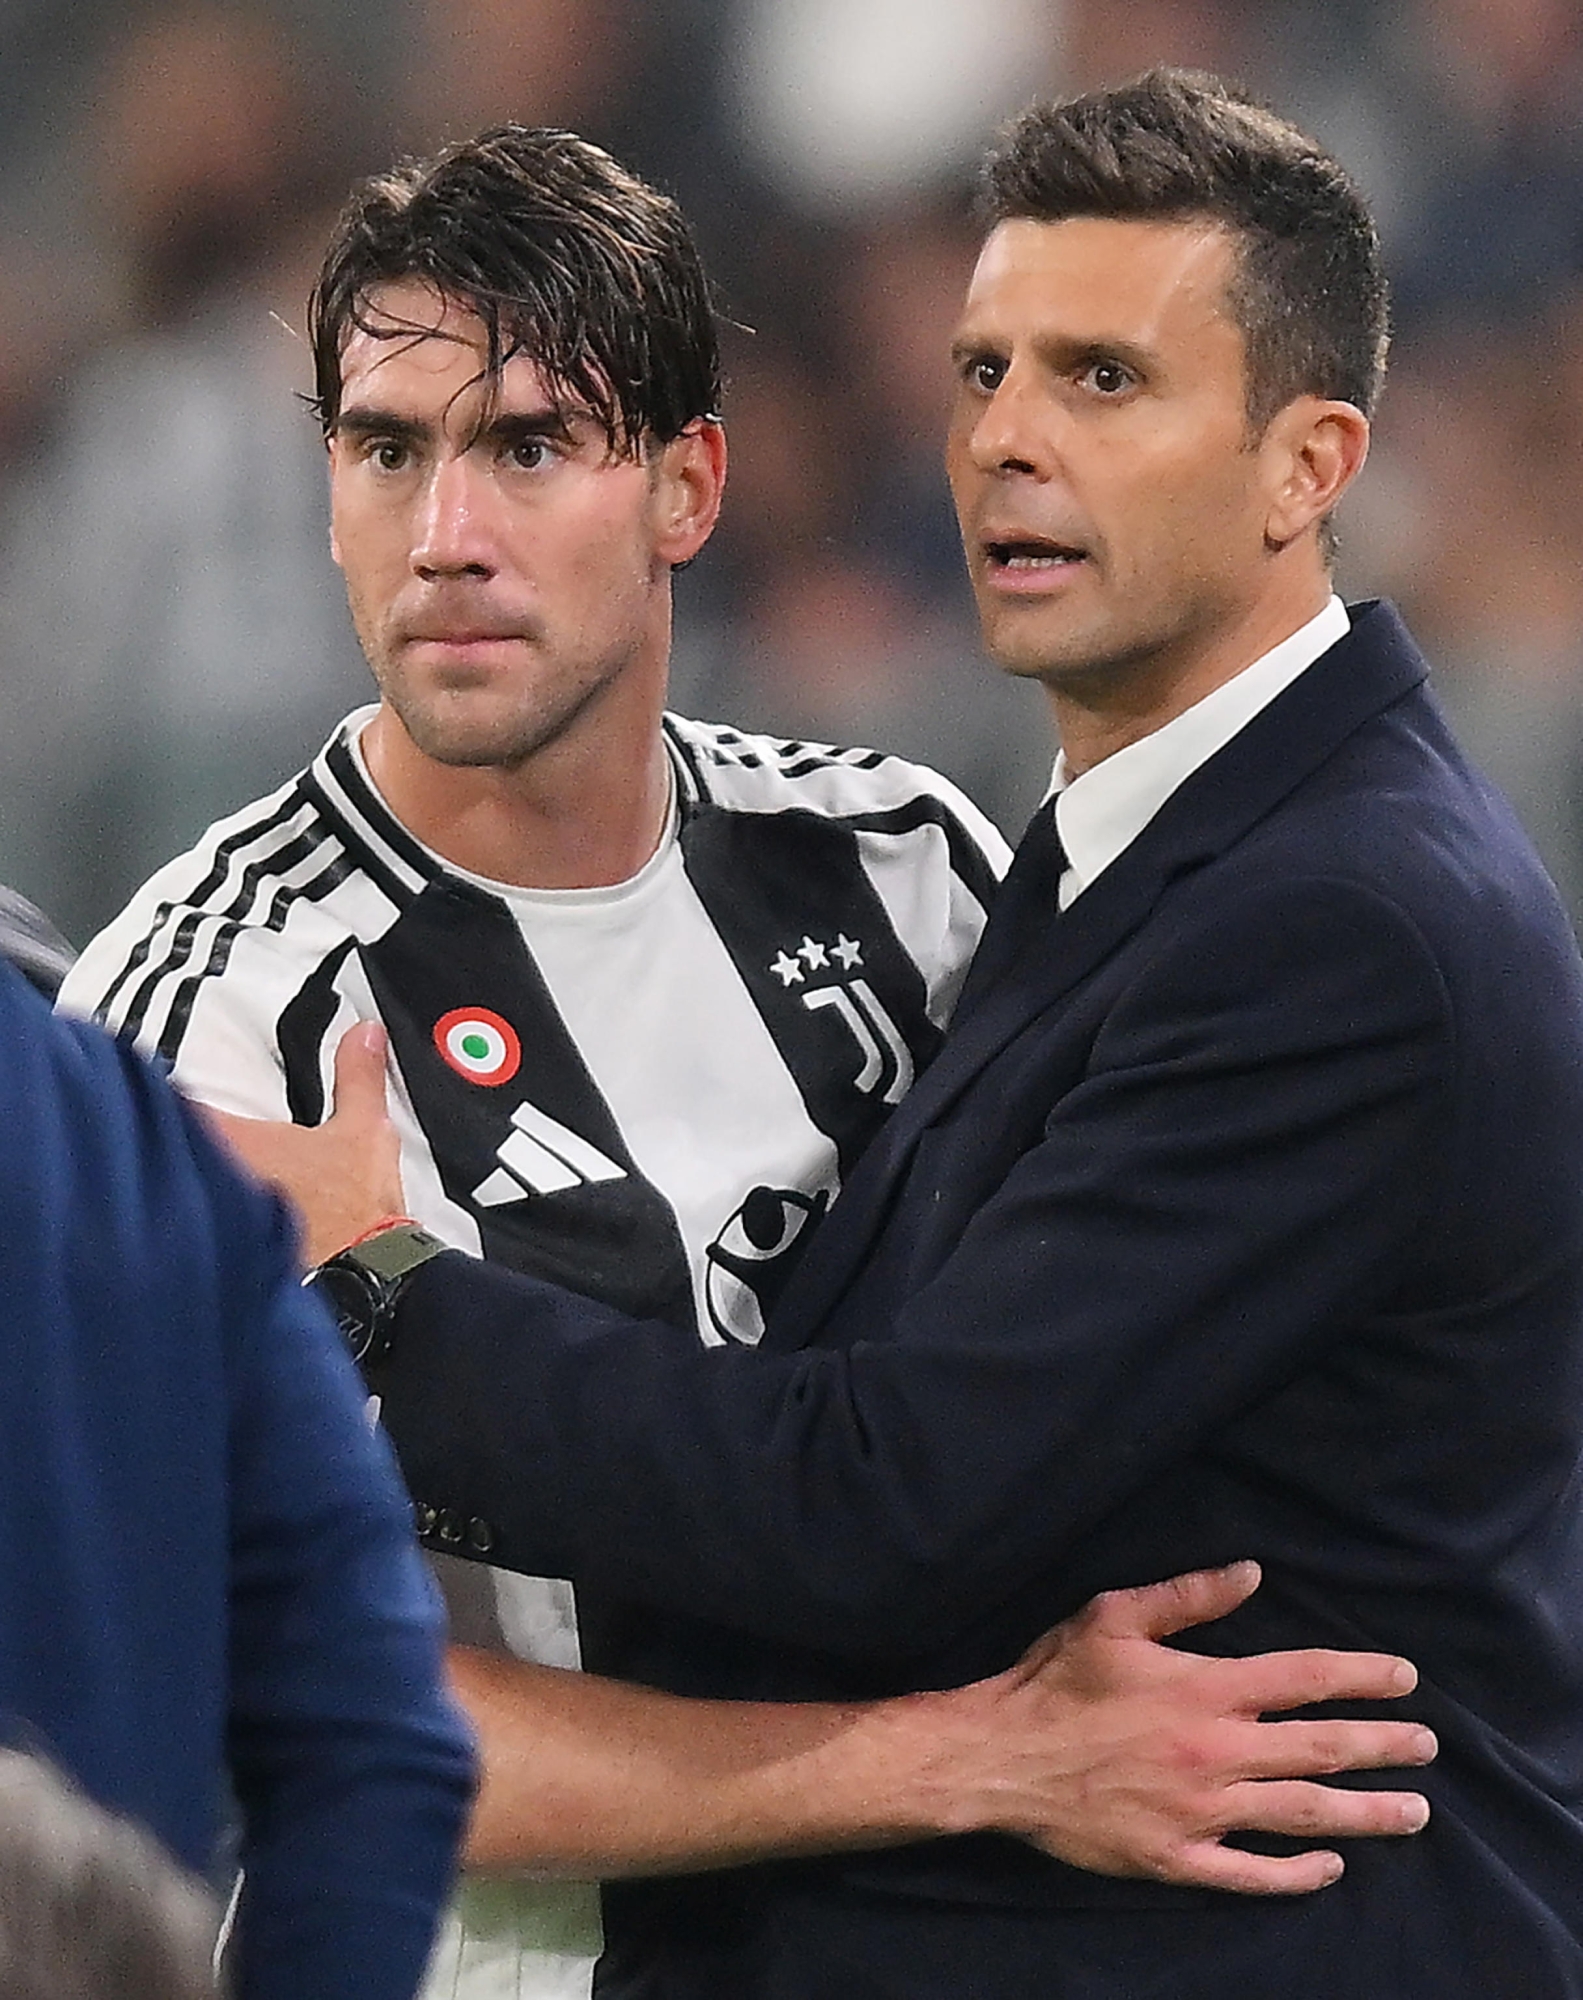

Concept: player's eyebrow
[[331, 407, 430, 444], [331, 405, 586, 449], [481, 408, 581, 449]]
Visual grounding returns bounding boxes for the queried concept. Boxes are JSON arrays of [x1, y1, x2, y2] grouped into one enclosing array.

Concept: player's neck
[[362, 694, 674, 892]]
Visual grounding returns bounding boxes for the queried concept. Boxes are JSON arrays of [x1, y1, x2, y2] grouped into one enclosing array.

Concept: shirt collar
[[1050, 595, 1349, 908]]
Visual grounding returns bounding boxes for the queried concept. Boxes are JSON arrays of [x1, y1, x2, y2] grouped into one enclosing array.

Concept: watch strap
[[344, 1221, 451, 1286]]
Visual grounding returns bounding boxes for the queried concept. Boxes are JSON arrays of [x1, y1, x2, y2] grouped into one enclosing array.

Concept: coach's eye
[[1082, 359, 1133, 395]]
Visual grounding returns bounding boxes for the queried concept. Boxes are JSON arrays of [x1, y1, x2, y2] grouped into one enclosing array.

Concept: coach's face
[[328, 282, 723, 770], [947, 216, 1350, 732]]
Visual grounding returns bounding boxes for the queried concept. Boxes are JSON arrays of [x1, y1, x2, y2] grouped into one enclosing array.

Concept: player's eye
[[962, 354, 1006, 395], [369, 438, 410, 471], [505, 436, 554, 471]]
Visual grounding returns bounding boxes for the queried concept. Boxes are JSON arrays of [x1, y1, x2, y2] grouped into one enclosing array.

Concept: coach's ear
[[1261, 396, 1369, 553], [650, 420, 727, 567]]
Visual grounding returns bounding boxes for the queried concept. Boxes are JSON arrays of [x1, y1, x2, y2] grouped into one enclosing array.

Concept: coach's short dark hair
[[982, 70, 1389, 429], [308, 126, 721, 451]]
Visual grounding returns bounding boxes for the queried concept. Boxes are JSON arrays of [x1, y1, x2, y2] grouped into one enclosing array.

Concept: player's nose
[[412, 455, 498, 579]]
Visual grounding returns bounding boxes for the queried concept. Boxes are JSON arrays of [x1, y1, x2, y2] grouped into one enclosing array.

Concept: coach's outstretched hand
[[901, 1560, 1433, 1893], [206, 1023, 405, 1266]]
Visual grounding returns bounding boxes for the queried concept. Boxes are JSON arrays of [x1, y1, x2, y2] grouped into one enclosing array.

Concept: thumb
[[328, 1021, 392, 1128], [1097, 1560, 1262, 1643]]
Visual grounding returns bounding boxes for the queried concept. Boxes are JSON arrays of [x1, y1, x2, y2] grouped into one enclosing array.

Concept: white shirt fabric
[[1051, 596, 1351, 909]]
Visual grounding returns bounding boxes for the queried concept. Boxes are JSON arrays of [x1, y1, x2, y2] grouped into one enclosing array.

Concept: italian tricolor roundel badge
[[434, 1006, 521, 1087]]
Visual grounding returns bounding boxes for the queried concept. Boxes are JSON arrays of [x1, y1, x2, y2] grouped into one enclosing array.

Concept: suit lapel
[[766, 603, 1430, 1347]]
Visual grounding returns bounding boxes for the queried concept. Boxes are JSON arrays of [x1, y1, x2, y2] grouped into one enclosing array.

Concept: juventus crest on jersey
[[63, 709, 1009, 1350]]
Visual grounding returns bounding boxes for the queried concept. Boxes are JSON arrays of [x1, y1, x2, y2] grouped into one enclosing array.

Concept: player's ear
[[1262, 397, 1369, 552], [651, 420, 727, 566]]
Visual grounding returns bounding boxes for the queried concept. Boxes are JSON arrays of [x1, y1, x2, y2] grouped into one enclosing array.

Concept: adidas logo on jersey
[[472, 1100, 627, 1206]]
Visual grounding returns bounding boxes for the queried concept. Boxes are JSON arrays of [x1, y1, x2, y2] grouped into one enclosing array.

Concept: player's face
[[946, 216, 1296, 698], [328, 282, 722, 769]]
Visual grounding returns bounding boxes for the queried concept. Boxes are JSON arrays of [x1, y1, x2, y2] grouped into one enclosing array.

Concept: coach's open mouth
[[983, 537, 1088, 572]]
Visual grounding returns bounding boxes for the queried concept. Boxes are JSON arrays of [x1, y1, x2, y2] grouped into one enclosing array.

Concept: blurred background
[[2, 0, 1581, 942]]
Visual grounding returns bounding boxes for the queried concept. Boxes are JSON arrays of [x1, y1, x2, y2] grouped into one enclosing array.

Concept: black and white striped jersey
[[60, 705, 1008, 1996], [62, 707, 1009, 1350]]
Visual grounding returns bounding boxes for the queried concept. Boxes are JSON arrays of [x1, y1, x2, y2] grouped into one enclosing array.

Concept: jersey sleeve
[[662, 714, 1013, 1035], [58, 845, 353, 1123], [850, 763, 1011, 1030]]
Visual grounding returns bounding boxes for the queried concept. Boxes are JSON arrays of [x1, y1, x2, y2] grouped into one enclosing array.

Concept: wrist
[[305, 1219, 450, 1376], [343, 1213, 420, 1252], [865, 1671, 1087, 1844], [841, 1682, 1016, 1843]]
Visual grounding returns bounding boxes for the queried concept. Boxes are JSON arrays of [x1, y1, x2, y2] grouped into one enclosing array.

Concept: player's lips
[[978, 533, 1091, 592], [396, 620, 536, 664], [401, 624, 524, 645]]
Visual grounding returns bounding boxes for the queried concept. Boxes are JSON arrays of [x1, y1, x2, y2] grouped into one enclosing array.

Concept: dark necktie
[[955, 797, 1067, 1016]]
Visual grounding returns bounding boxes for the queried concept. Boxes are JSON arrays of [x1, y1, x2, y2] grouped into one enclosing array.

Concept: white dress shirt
[[1050, 596, 1350, 910]]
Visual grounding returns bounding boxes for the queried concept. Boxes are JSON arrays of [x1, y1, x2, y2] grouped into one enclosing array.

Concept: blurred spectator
[[725, 0, 1060, 212], [1063, 0, 1250, 89], [1387, 0, 1583, 330], [0, 5, 375, 943], [396, 0, 637, 141], [677, 203, 1051, 833], [0, 244, 371, 944]]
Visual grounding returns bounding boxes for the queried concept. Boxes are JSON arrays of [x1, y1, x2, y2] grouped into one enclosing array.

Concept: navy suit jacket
[[0, 964, 474, 2000], [381, 604, 1583, 1994]]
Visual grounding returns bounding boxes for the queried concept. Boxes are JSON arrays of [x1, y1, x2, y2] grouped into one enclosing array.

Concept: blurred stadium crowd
[[1, 0, 1580, 942]]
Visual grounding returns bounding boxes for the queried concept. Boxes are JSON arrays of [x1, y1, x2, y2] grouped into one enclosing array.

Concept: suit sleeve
[[376, 873, 1453, 1658], [218, 1155, 475, 2000]]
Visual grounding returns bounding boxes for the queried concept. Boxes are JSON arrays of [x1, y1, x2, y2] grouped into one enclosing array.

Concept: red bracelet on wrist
[[343, 1214, 419, 1250]]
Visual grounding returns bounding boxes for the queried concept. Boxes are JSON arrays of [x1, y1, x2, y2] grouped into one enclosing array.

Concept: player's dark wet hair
[[308, 125, 721, 452], [982, 69, 1389, 431]]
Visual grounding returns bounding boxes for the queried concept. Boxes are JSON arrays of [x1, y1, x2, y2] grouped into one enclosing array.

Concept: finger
[[1090, 1561, 1262, 1643], [1218, 1778, 1430, 1842], [1212, 1647, 1419, 1714], [1227, 1717, 1437, 1780], [329, 1022, 392, 1128], [1164, 1840, 1345, 1896]]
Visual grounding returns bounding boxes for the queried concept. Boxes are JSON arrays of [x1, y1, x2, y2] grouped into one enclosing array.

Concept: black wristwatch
[[307, 1221, 450, 1375]]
